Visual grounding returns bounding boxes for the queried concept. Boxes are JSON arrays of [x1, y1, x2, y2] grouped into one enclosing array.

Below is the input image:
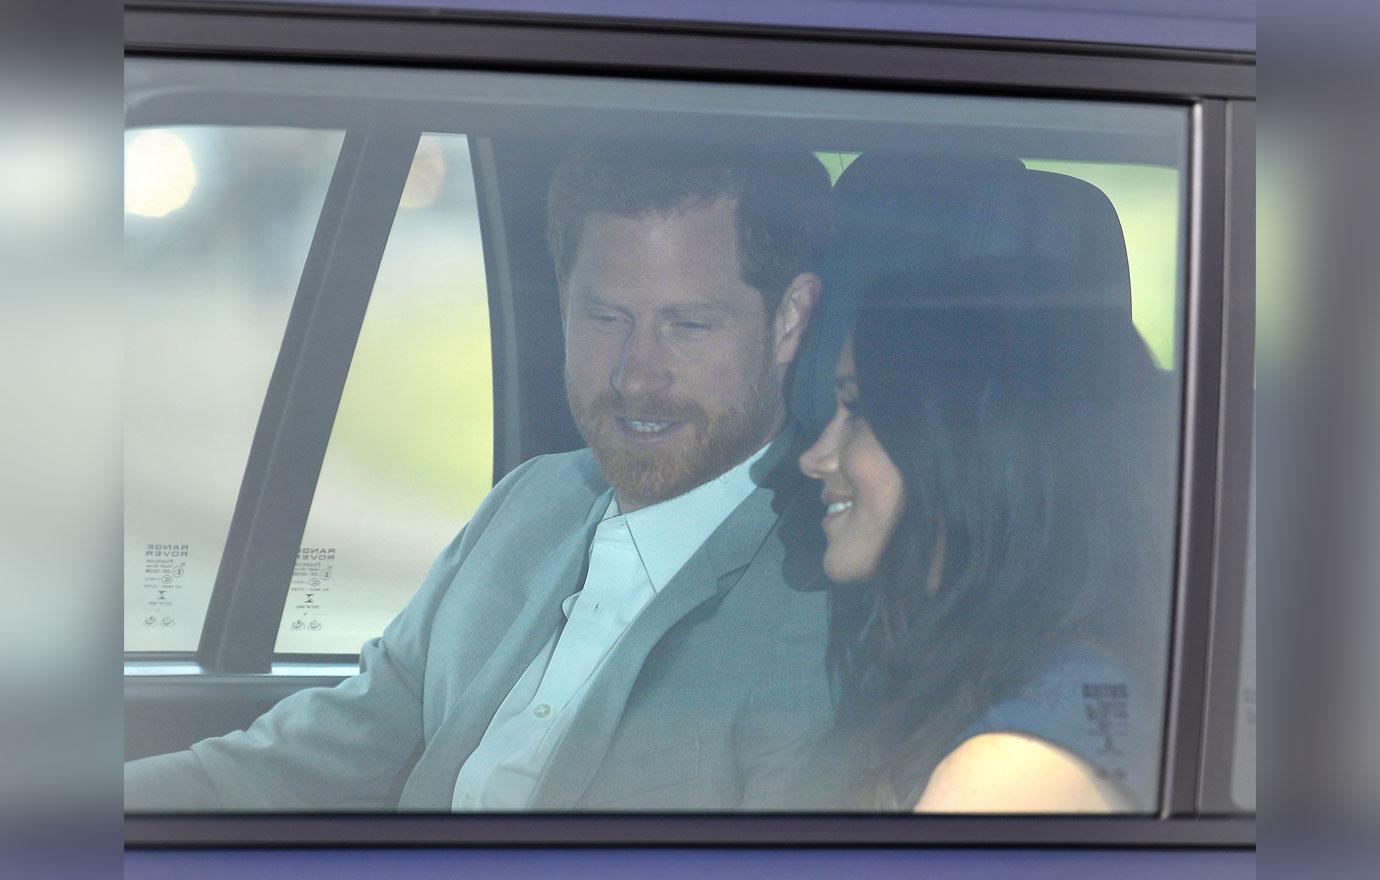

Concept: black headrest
[[791, 152, 1141, 436]]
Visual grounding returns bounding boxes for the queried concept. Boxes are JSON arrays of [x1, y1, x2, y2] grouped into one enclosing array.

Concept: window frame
[[123, 0, 1255, 848], [1196, 100, 1256, 815]]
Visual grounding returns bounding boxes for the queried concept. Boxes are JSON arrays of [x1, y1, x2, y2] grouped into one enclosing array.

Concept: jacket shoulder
[[507, 448, 601, 487], [491, 448, 604, 506]]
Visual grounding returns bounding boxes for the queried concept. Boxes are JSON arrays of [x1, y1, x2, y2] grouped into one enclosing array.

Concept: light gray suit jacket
[[125, 439, 831, 811]]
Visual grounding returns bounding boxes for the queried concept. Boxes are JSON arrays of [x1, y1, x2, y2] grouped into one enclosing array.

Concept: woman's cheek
[[856, 434, 905, 573]]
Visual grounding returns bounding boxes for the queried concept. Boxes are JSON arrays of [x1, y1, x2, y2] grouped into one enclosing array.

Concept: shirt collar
[[603, 442, 771, 592]]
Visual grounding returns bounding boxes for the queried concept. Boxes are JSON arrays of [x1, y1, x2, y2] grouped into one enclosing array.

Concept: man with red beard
[[126, 143, 833, 811]]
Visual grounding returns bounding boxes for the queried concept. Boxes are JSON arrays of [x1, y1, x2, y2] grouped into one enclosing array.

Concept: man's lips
[[610, 415, 688, 442], [619, 417, 674, 433]]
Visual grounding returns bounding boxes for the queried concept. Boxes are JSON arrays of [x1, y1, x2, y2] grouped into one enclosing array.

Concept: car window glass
[[124, 60, 1191, 816], [276, 133, 492, 655], [124, 126, 343, 652]]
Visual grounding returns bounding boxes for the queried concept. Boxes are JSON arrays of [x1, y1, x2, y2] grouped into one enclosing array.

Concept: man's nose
[[611, 324, 672, 399]]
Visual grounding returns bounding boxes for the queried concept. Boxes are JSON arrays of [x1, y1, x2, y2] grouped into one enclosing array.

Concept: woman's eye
[[673, 321, 711, 331]]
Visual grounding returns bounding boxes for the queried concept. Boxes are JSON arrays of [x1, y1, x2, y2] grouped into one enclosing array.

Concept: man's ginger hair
[[546, 141, 832, 315]]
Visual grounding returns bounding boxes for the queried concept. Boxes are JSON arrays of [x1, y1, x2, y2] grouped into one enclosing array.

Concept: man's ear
[[772, 272, 822, 368]]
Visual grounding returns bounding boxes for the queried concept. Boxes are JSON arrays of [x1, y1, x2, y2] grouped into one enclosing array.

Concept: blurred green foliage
[[328, 288, 494, 518]]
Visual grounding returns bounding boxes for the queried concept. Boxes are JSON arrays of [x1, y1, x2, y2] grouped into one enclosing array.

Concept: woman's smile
[[823, 496, 855, 517], [799, 335, 905, 583]]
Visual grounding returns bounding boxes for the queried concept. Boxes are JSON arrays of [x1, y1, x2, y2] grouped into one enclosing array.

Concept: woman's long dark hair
[[828, 281, 1176, 808]]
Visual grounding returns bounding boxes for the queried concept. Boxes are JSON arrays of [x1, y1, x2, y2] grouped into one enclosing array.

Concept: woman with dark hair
[[798, 279, 1175, 812]]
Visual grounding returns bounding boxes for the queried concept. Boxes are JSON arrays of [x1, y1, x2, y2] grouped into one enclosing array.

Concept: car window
[[125, 59, 1191, 816], [124, 126, 343, 652], [278, 134, 492, 656], [124, 128, 494, 657]]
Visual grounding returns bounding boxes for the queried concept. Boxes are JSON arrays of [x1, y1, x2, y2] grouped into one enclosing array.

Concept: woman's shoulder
[[951, 642, 1159, 811], [916, 730, 1132, 812]]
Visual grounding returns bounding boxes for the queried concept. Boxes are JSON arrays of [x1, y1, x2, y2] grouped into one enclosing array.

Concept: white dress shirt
[[451, 444, 769, 811]]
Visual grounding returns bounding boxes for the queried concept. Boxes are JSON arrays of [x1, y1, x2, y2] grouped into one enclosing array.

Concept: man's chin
[[592, 444, 703, 509], [581, 405, 777, 508]]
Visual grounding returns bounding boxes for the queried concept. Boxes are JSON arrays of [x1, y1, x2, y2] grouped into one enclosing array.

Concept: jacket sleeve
[[124, 458, 540, 811]]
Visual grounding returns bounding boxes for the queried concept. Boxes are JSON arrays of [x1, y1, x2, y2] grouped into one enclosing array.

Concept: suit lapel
[[529, 485, 784, 808], [399, 490, 611, 808]]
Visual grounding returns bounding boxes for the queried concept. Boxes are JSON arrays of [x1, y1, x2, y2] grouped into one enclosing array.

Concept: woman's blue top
[[948, 642, 1161, 811]]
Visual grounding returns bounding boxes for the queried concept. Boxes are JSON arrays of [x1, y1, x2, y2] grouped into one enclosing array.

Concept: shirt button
[[533, 703, 551, 719]]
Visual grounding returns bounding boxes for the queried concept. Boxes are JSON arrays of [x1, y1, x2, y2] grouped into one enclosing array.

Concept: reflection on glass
[[123, 126, 344, 652]]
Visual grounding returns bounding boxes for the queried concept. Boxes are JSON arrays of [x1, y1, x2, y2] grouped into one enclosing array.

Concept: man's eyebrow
[[662, 304, 732, 319], [570, 290, 624, 311]]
